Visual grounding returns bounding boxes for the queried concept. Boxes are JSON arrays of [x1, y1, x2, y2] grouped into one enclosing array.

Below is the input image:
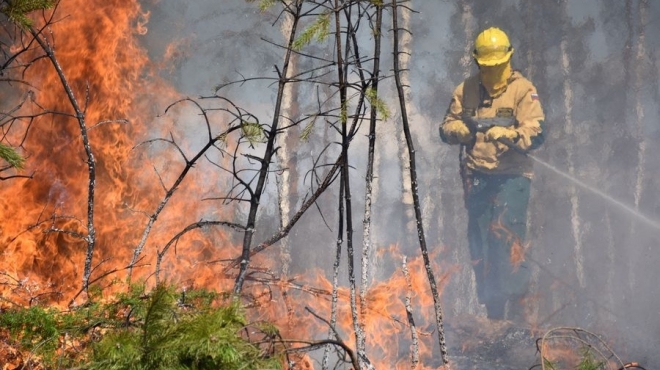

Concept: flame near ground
[[0, 2, 461, 369], [0, 0, 240, 303], [1, 1, 652, 369]]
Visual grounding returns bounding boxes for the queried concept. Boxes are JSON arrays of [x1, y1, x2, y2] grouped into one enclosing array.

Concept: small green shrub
[[0, 283, 283, 369], [0, 305, 61, 363], [576, 347, 605, 370], [84, 284, 281, 370]]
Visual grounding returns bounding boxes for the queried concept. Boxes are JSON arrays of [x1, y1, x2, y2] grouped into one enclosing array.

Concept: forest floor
[[445, 315, 539, 370]]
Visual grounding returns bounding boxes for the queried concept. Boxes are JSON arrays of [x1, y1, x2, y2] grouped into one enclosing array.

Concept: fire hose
[[462, 114, 517, 136], [462, 113, 660, 231], [462, 113, 526, 155]]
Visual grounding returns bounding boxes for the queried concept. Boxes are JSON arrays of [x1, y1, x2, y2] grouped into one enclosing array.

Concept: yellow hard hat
[[473, 27, 514, 66]]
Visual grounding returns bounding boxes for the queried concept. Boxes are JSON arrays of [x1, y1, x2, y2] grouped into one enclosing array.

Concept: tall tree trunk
[[332, 2, 364, 367], [558, 0, 585, 290], [359, 2, 383, 358], [458, 1, 476, 81], [234, 2, 302, 295], [453, 0, 480, 315], [396, 7, 414, 240], [392, 0, 449, 366], [277, 1, 299, 323], [521, 0, 541, 324], [628, 0, 648, 295], [30, 28, 97, 293]]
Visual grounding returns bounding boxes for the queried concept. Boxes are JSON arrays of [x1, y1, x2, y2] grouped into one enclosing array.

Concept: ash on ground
[[445, 315, 539, 370]]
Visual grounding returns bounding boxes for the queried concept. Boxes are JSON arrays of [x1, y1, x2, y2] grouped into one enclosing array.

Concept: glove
[[484, 126, 519, 142], [443, 120, 472, 144]]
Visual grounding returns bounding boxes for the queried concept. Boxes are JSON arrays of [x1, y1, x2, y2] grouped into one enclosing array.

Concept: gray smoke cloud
[[140, 0, 660, 367]]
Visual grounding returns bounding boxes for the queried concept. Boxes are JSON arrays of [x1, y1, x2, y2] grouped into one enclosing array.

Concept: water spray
[[505, 141, 660, 231], [461, 116, 659, 230]]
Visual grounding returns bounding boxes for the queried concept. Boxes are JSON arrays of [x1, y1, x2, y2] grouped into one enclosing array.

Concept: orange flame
[[0, 0, 237, 305], [0, 3, 459, 368], [257, 245, 456, 369], [490, 211, 529, 271]]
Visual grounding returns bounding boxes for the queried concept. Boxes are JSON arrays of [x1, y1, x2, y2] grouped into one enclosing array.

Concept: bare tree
[[3, 1, 453, 367], [0, 0, 53, 177], [1, 1, 125, 294], [391, 0, 449, 366]]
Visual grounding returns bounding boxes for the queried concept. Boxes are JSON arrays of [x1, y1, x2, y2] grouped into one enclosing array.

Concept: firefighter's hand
[[484, 126, 519, 142], [443, 120, 473, 144]]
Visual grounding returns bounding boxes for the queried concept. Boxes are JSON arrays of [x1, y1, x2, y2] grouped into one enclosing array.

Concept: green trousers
[[464, 171, 531, 320]]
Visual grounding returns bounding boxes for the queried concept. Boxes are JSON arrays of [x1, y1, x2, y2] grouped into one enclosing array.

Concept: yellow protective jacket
[[440, 70, 545, 178]]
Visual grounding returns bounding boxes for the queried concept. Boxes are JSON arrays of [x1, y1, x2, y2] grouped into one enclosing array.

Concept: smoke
[[1, 0, 658, 367], [135, 0, 660, 366]]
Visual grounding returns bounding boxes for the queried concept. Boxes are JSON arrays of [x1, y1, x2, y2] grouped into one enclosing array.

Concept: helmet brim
[[474, 50, 513, 66]]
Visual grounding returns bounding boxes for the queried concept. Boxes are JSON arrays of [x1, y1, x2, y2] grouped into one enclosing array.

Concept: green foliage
[[365, 88, 391, 120], [576, 347, 605, 370], [0, 284, 283, 369], [0, 142, 25, 169], [258, 322, 280, 337], [292, 13, 330, 51], [1, 0, 55, 27], [541, 347, 606, 370], [543, 357, 558, 369], [0, 306, 60, 360], [299, 115, 318, 141], [241, 121, 266, 144], [245, 0, 276, 12], [340, 100, 348, 124], [83, 284, 282, 370]]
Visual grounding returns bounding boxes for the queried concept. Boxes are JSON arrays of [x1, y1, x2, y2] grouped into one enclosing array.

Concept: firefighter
[[439, 27, 545, 321]]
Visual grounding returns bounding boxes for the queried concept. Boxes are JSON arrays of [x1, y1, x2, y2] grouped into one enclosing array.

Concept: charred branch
[[402, 256, 420, 369], [233, 1, 304, 296], [222, 152, 343, 273], [155, 220, 246, 284], [304, 306, 360, 370], [391, 0, 450, 366], [359, 1, 383, 357], [28, 24, 100, 294], [128, 97, 245, 278]]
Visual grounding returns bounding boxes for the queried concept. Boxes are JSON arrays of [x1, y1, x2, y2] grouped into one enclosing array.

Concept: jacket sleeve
[[439, 82, 466, 145], [512, 82, 545, 151]]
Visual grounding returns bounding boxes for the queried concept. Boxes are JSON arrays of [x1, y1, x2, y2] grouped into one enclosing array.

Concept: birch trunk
[[277, 2, 298, 323], [559, 0, 584, 289], [628, 0, 648, 294], [453, 0, 480, 315], [359, 3, 383, 359]]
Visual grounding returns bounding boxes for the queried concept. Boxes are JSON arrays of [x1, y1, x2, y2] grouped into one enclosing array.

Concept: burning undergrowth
[[0, 0, 653, 369]]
